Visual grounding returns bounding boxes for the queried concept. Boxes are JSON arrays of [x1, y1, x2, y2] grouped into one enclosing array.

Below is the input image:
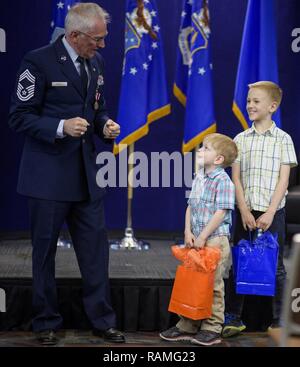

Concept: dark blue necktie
[[77, 56, 88, 97]]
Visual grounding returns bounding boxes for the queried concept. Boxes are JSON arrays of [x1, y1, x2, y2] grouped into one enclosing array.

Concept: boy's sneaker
[[222, 313, 246, 338], [159, 326, 195, 342], [191, 330, 222, 346]]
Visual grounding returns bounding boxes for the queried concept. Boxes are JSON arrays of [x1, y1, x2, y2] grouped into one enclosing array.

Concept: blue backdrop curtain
[[1, 0, 300, 232]]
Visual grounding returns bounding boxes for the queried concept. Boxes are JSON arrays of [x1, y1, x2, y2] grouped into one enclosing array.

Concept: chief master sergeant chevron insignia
[[17, 69, 36, 101]]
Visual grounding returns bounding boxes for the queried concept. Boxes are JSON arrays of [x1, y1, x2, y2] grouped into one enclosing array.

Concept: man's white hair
[[65, 2, 110, 35]]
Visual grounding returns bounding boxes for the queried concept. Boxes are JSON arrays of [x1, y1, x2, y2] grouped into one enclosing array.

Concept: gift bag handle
[[248, 229, 263, 245], [248, 230, 252, 245]]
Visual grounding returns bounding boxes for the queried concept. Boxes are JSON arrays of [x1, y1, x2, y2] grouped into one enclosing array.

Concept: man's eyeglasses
[[76, 30, 106, 44]]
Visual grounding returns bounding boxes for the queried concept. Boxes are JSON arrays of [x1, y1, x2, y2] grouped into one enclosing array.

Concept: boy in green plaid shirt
[[223, 81, 298, 337]]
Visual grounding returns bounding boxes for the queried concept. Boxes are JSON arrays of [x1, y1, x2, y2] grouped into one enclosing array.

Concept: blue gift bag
[[232, 231, 279, 296]]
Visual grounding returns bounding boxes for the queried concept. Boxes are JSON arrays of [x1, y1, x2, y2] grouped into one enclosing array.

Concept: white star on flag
[[210, 63, 213, 70], [130, 67, 138, 75], [151, 42, 158, 49], [143, 63, 149, 70], [181, 11, 186, 18], [150, 10, 157, 17], [148, 54, 153, 61], [57, 1, 64, 9], [144, 0, 150, 3], [188, 69, 192, 76], [198, 67, 206, 75], [188, 0, 193, 5], [154, 25, 160, 32], [50, 20, 55, 28]]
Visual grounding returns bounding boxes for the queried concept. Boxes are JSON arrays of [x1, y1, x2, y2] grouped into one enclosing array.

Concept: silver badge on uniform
[[17, 69, 36, 101]]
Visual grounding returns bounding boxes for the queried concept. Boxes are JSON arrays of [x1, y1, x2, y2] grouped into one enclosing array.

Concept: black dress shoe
[[93, 328, 125, 343], [35, 330, 58, 346]]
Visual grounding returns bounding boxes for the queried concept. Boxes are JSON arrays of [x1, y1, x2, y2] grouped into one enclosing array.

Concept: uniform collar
[[62, 36, 79, 65], [53, 35, 86, 98]]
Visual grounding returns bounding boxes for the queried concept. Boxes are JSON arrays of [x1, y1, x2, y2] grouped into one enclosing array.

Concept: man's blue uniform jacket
[[8, 35, 110, 202]]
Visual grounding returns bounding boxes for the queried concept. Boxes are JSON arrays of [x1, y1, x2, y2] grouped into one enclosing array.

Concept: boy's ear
[[215, 155, 225, 165], [270, 101, 278, 113]]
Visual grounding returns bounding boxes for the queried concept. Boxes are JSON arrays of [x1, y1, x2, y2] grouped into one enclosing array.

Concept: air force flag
[[114, 0, 170, 154], [50, 0, 79, 43], [233, 0, 281, 129], [174, 0, 216, 153]]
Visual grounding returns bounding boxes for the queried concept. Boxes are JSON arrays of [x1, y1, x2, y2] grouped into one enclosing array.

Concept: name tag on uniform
[[51, 82, 68, 87]]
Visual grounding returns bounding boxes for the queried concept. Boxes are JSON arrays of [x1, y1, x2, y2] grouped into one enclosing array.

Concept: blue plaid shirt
[[188, 167, 235, 239]]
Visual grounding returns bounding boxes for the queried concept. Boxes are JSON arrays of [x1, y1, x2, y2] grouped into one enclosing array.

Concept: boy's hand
[[184, 230, 195, 248], [194, 234, 206, 249], [240, 209, 256, 231], [256, 210, 275, 231]]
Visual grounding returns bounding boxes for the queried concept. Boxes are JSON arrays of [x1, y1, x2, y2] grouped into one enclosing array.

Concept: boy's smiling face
[[247, 87, 278, 122]]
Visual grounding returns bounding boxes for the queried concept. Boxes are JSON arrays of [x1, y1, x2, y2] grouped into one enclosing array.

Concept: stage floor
[[0, 238, 180, 332], [0, 237, 287, 332], [0, 239, 178, 280]]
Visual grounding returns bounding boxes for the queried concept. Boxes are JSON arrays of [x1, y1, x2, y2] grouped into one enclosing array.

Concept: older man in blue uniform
[[8, 3, 125, 345]]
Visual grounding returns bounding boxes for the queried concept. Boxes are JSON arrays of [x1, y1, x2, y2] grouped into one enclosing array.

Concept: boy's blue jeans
[[225, 208, 286, 322]]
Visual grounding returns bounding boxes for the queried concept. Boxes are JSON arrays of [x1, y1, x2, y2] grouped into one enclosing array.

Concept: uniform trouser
[[225, 208, 286, 322], [176, 236, 231, 334], [28, 197, 116, 332]]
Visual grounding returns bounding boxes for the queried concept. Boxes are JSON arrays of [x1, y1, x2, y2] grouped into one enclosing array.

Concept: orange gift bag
[[168, 246, 221, 320]]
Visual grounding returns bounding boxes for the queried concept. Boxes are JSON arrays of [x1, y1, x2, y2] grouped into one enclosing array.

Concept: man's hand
[[103, 119, 120, 139], [194, 234, 206, 249], [256, 210, 275, 232], [63, 117, 90, 137], [240, 208, 257, 231], [184, 230, 195, 248]]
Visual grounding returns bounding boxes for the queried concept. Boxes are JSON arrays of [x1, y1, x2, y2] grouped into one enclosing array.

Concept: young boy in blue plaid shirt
[[223, 81, 298, 338], [160, 133, 238, 346]]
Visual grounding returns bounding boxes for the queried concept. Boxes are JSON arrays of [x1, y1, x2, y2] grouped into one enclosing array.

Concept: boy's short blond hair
[[248, 81, 283, 108], [204, 133, 238, 168]]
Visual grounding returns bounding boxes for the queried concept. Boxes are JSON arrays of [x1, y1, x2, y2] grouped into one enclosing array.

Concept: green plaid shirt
[[234, 122, 298, 212]]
